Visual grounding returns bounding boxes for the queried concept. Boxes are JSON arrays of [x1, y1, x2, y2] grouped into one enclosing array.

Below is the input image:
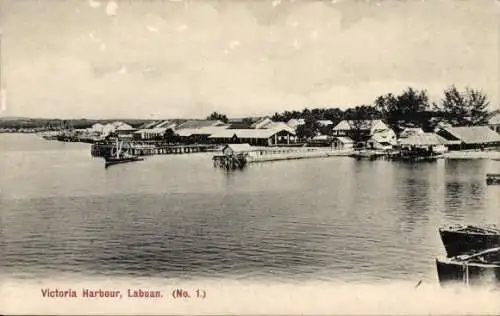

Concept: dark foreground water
[[1, 134, 499, 282]]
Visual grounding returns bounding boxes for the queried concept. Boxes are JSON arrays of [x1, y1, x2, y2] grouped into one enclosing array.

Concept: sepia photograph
[[0, 0, 499, 314]]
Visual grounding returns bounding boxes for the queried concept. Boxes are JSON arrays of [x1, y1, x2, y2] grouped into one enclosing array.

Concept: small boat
[[104, 138, 143, 168], [436, 247, 500, 287], [348, 150, 386, 160], [439, 224, 500, 257], [486, 173, 500, 185], [40, 131, 62, 140]]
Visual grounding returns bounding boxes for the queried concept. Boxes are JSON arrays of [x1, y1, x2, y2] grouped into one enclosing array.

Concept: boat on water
[[40, 131, 62, 140], [486, 173, 500, 185], [348, 150, 387, 160], [104, 138, 144, 168], [439, 224, 500, 257], [436, 247, 500, 287]]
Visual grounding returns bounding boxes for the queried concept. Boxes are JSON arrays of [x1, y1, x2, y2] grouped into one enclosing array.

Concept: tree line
[[268, 85, 498, 140]]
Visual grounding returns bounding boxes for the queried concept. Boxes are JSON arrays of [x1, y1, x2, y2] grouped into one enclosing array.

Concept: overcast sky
[[0, 0, 498, 119]]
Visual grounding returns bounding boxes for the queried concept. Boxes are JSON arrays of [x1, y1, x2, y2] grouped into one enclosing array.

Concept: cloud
[[146, 25, 159, 33], [0, 89, 7, 114], [105, 1, 118, 16], [2, 0, 498, 118], [88, 0, 101, 9], [229, 40, 240, 50], [176, 24, 188, 31]]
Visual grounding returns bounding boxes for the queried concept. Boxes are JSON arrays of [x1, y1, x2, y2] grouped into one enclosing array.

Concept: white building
[[286, 118, 305, 130], [399, 127, 424, 138], [488, 113, 500, 133], [317, 120, 333, 127], [331, 119, 390, 136]]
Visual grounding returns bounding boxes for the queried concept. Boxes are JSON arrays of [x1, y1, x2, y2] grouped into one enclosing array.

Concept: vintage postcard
[[1, 0, 500, 314]]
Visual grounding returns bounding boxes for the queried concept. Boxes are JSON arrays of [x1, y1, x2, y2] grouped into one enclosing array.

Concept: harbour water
[[1, 133, 499, 282]]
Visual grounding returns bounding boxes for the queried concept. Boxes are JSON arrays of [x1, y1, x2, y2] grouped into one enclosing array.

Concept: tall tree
[[435, 85, 494, 126], [206, 111, 229, 123], [296, 117, 320, 140], [344, 105, 378, 142], [374, 87, 430, 134]]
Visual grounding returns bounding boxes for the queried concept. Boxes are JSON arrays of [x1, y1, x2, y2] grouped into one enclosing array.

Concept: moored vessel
[[436, 247, 500, 287], [439, 224, 500, 257], [104, 138, 144, 168], [486, 173, 500, 185]]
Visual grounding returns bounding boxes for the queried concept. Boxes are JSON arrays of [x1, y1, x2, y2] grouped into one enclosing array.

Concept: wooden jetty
[[388, 147, 443, 162], [486, 173, 500, 185], [213, 143, 353, 169], [91, 140, 218, 158], [213, 144, 252, 170]]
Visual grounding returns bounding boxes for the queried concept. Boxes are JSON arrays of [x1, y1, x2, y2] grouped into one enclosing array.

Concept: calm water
[[1, 134, 499, 282]]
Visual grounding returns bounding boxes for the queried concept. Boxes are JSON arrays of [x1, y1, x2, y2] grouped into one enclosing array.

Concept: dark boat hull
[[486, 173, 500, 185], [439, 228, 500, 257], [436, 259, 500, 287], [104, 156, 144, 168]]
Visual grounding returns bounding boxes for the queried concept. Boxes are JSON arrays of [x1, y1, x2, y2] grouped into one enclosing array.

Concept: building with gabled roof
[[176, 119, 225, 129], [436, 126, 500, 149], [332, 119, 389, 136], [209, 126, 295, 146], [488, 113, 500, 133], [286, 118, 306, 130]]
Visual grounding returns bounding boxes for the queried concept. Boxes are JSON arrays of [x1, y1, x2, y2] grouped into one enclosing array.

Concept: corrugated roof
[[332, 119, 388, 131], [400, 127, 424, 138], [176, 125, 229, 137], [442, 126, 500, 144], [398, 133, 449, 146], [489, 113, 500, 125], [115, 124, 135, 131], [286, 118, 305, 127], [209, 128, 294, 139], [250, 117, 273, 128], [176, 120, 224, 129], [223, 143, 255, 153], [135, 127, 168, 134], [333, 136, 354, 144], [262, 122, 295, 134]]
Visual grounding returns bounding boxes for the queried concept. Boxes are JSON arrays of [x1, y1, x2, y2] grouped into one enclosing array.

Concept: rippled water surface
[[1, 134, 499, 282]]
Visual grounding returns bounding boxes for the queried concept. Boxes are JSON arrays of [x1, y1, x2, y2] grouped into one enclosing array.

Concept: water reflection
[[1, 134, 499, 282]]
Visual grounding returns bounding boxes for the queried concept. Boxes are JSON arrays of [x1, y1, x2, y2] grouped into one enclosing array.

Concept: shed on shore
[[398, 133, 449, 153], [221, 143, 255, 155], [436, 126, 500, 150]]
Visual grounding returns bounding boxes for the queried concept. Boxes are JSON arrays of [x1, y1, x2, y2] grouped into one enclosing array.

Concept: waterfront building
[[209, 127, 296, 146], [397, 133, 449, 154], [134, 120, 179, 140], [399, 127, 425, 138], [488, 113, 500, 133], [176, 125, 230, 144], [309, 134, 332, 147], [176, 119, 226, 129], [366, 129, 398, 150], [332, 119, 397, 149], [331, 137, 355, 150], [133, 127, 171, 140], [286, 118, 305, 130], [331, 119, 391, 137], [221, 143, 255, 156], [250, 117, 274, 129], [436, 126, 500, 150]]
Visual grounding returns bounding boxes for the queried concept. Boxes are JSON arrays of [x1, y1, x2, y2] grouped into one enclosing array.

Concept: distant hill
[[0, 117, 154, 130]]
